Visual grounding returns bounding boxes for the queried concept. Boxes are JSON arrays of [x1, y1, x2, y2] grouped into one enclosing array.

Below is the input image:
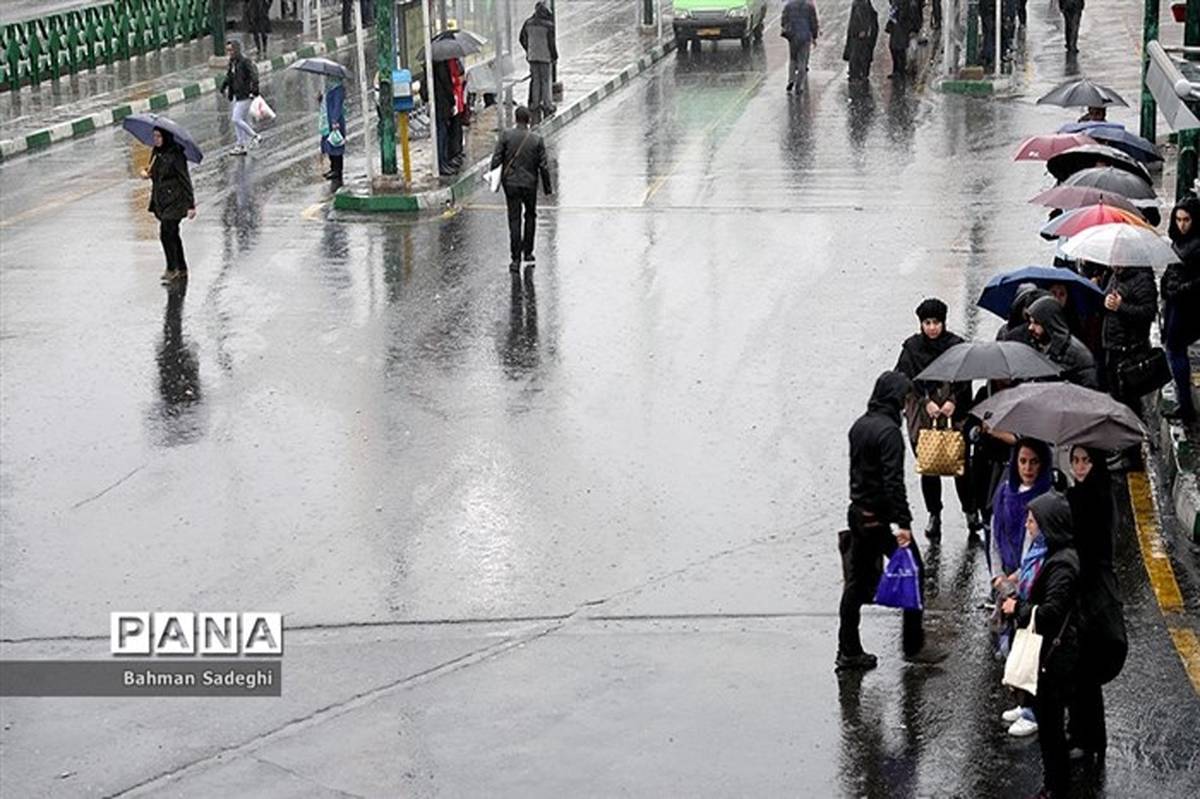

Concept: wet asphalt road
[[2, 1, 1199, 797]]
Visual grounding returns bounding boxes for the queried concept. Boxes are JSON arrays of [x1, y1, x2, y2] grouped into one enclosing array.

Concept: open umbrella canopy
[[1037, 78, 1129, 109], [289, 56, 349, 79], [432, 28, 486, 55], [1039, 203, 1153, 240], [1076, 126, 1162, 163], [121, 113, 203, 163], [418, 37, 468, 62], [1063, 166, 1156, 200], [970, 382, 1147, 450], [915, 341, 1062, 382], [977, 265, 1105, 318], [1013, 133, 1096, 161], [1058, 121, 1126, 136], [1060, 223, 1178, 268], [1046, 143, 1152, 184], [1030, 184, 1141, 214]]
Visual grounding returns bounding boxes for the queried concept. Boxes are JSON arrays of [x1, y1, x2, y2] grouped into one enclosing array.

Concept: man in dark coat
[[1164, 196, 1200, 425], [1027, 295, 1098, 388], [519, 1, 558, 121], [894, 298, 978, 538], [843, 0, 878, 82], [887, 0, 919, 80], [781, 0, 819, 93], [1101, 265, 1157, 415], [490, 106, 553, 275], [1059, 0, 1084, 55], [245, 0, 271, 55], [838, 371, 949, 672], [1002, 492, 1082, 799]]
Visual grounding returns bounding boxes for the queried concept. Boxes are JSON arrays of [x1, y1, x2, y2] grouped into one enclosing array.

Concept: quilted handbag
[[915, 417, 966, 477]]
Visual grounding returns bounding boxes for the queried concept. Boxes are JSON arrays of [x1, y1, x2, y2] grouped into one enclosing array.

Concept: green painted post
[[210, 0, 225, 55], [1142, 0, 1159, 143], [103, 7, 117, 64], [116, 8, 131, 59], [47, 20, 62, 79], [3, 28, 19, 89], [165, 0, 177, 46], [1178, 0, 1200, 198], [966, 0, 979, 66], [27, 22, 43, 86], [65, 13, 82, 73], [84, 10, 97, 68], [376, 0, 397, 174]]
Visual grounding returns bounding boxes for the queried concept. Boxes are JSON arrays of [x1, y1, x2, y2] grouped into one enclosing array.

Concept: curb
[[937, 78, 994, 97], [333, 37, 677, 214], [0, 31, 367, 163]]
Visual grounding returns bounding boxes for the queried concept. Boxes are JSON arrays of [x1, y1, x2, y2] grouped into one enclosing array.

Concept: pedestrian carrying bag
[[326, 128, 345, 149], [1116, 347, 1172, 399], [485, 132, 530, 193], [873, 547, 923, 611], [1003, 606, 1042, 695], [915, 417, 966, 477], [249, 95, 276, 123]]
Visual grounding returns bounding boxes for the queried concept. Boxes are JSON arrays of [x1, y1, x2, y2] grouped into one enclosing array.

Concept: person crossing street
[[221, 40, 261, 156], [781, 0, 819, 94], [490, 106, 554, 275]]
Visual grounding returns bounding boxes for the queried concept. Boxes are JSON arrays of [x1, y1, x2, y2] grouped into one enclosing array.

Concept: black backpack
[[1079, 567, 1128, 685]]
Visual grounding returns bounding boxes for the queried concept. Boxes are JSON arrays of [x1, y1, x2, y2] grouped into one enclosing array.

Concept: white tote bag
[[249, 95, 276, 123], [485, 165, 503, 193], [1003, 606, 1043, 695]]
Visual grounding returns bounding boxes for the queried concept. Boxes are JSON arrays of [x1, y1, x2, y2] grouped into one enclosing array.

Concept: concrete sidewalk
[[0, 9, 349, 161]]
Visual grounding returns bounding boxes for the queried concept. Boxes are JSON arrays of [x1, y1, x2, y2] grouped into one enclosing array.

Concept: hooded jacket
[[1015, 492, 1081, 690], [519, 2, 558, 64], [989, 438, 1053, 578], [147, 130, 195, 221], [1101, 266, 1157, 351], [1163, 196, 1200, 349], [221, 44, 259, 101], [1027, 295, 1098, 387], [998, 285, 1050, 344], [848, 371, 914, 527]]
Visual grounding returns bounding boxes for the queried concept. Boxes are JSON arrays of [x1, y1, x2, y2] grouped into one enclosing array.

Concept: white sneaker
[[1008, 716, 1039, 737], [1001, 706, 1024, 724], [231, 145, 247, 156], [253, 133, 262, 147]]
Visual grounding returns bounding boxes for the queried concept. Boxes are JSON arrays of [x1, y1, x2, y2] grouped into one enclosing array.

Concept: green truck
[[672, 0, 768, 48]]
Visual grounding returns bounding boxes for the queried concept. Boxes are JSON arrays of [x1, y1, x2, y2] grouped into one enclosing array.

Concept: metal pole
[[377, 0, 398, 173], [1179, 0, 1200, 198], [304, 0, 311, 35], [354, 0, 377, 182], [994, 0, 1001, 74], [1189, 0, 1200, 59], [317, 0, 324, 40], [422, 0, 439, 176], [642, 0, 653, 27], [966, 0, 978, 66], [210, 0, 225, 56], [1142, 0, 1159, 143], [399, 111, 412, 184]]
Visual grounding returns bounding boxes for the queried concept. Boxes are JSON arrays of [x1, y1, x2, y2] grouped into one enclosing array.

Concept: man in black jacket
[[1027, 296, 1099, 388], [220, 40, 260, 155], [490, 106, 553, 275], [838, 371, 948, 671]]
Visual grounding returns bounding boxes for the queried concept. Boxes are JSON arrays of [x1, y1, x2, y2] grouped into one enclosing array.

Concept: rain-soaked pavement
[[2, 1, 1199, 797]]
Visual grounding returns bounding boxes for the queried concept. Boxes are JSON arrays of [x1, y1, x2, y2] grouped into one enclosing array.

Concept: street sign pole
[[422, 0, 439, 177], [1179, 0, 1200, 197], [1142, 0, 1159, 143], [377, 0, 398, 174]]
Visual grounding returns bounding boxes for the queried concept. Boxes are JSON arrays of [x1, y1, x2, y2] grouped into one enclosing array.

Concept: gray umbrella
[[969, 383, 1146, 450], [1063, 166, 1156, 201], [432, 28, 486, 55], [418, 38, 468, 62], [915, 341, 1062, 383], [1046, 143, 1152, 184], [1036, 78, 1129, 109], [289, 57, 350, 80]]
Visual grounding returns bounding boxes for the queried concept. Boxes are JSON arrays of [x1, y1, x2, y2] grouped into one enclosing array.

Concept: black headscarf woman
[[142, 126, 196, 283], [1163, 196, 1200, 424]]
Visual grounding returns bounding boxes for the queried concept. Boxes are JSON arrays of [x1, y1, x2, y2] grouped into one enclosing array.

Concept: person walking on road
[[245, 0, 272, 55], [141, 127, 196, 284], [837, 370, 949, 672], [490, 106, 553, 275], [1001, 493, 1082, 799], [319, 77, 346, 187], [894, 298, 979, 539], [1059, 0, 1083, 55], [843, 0, 878, 82], [781, 0, 819, 94], [1163, 196, 1200, 427], [887, 0, 919, 80], [519, 1, 558, 122], [221, 40, 261, 156]]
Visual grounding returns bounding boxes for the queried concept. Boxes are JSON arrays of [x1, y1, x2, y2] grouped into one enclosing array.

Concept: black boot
[[925, 513, 942, 539]]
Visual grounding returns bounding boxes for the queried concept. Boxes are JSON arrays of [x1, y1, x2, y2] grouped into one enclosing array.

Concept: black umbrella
[[289, 57, 350, 80], [1037, 78, 1129, 109], [1064, 167, 1156, 201], [419, 37, 468, 62], [1046, 144, 1152, 184], [916, 341, 1063, 383], [432, 28, 486, 55], [969, 383, 1146, 450]]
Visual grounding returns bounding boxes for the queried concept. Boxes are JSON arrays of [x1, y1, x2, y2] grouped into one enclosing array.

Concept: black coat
[[1164, 198, 1200, 350], [1015, 493, 1081, 694], [843, 0, 878, 63], [245, 0, 272, 34], [1027, 296, 1098, 387], [490, 127, 552, 194], [221, 54, 259, 101], [1066, 449, 1114, 574], [1101, 267, 1157, 351], [848, 371, 914, 527], [148, 144, 195, 221]]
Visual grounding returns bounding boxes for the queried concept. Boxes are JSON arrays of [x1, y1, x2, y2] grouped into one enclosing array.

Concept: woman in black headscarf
[[895, 298, 978, 538], [1164, 196, 1200, 425], [141, 127, 196, 283]]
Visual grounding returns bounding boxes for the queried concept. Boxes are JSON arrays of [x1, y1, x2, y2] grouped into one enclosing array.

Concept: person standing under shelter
[[781, 0, 819, 94], [520, 1, 558, 122], [838, 370, 948, 672], [490, 106, 553, 275]]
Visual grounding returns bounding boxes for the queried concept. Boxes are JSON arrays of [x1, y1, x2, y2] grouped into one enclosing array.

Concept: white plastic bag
[[1002, 606, 1042, 696], [485, 165, 503, 193], [249, 95, 276, 124]]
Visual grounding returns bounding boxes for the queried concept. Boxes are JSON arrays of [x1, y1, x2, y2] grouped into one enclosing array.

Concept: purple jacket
[[990, 439, 1052, 578]]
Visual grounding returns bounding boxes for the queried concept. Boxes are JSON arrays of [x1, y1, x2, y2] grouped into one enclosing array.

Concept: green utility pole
[[1179, 0, 1200, 198], [376, 0, 398, 175], [1142, 0, 1159, 143], [966, 0, 979, 66], [209, 0, 224, 56]]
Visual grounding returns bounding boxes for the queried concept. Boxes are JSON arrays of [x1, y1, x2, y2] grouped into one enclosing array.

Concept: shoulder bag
[[486, 132, 530, 193]]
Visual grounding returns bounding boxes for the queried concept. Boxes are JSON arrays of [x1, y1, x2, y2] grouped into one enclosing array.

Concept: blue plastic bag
[[873, 547, 923, 610]]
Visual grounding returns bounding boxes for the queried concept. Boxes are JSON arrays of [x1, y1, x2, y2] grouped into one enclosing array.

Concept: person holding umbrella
[[1100, 262, 1157, 436], [319, 77, 346, 186], [1163, 196, 1200, 427], [140, 127, 196, 283]]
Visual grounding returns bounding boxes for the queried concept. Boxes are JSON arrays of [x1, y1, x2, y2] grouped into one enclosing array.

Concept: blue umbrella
[[977, 265, 1105, 319], [1057, 121, 1125, 136], [121, 113, 203, 163], [1078, 126, 1161, 163]]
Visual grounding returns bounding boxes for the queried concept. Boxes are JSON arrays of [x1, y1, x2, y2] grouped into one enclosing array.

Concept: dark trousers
[[890, 45, 907, 78], [504, 185, 538, 263], [838, 505, 925, 657], [342, 0, 352, 34], [436, 118, 451, 173], [1167, 345, 1196, 422], [1034, 689, 1071, 795], [932, 0, 942, 28], [253, 32, 268, 53], [921, 473, 973, 517], [447, 115, 464, 162], [159, 218, 187, 271], [1063, 9, 1081, 53], [328, 154, 344, 183], [1067, 679, 1107, 756]]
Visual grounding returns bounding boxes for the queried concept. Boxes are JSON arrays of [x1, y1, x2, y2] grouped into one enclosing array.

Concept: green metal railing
[[1, 1, 213, 92]]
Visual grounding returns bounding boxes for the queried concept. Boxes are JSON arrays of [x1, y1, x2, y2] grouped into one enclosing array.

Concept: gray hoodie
[[1027, 296, 1098, 388]]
